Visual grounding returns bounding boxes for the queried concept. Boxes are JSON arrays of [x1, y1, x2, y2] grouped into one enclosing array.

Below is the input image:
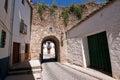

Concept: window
[[0, 30, 6, 48], [20, 19, 27, 34], [4, 0, 8, 12], [22, 0, 25, 5], [20, 19, 24, 33]]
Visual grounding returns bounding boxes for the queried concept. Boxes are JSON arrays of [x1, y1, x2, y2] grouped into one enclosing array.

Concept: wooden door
[[87, 32, 112, 73], [12, 42, 20, 64], [25, 44, 30, 60]]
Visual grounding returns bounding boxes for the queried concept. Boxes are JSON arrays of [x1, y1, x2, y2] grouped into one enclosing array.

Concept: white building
[[11, 0, 32, 65], [67, 0, 120, 79], [0, 0, 14, 79]]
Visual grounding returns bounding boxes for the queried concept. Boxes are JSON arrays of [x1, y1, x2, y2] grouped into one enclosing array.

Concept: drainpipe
[[29, 0, 33, 60], [9, 0, 15, 67]]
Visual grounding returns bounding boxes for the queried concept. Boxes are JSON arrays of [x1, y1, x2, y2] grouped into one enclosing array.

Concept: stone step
[[8, 66, 41, 75], [8, 70, 33, 75], [10, 66, 41, 71]]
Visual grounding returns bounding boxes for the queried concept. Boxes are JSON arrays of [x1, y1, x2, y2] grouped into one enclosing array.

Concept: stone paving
[[42, 62, 100, 80], [5, 54, 116, 80], [41, 54, 115, 80]]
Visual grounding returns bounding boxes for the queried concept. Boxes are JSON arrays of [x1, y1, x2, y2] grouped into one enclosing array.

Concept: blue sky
[[32, 0, 107, 6]]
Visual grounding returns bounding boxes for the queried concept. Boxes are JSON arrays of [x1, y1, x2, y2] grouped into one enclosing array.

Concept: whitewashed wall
[[12, 0, 31, 62], [0, 0, 14, 79], [0, 0, 14, 59]]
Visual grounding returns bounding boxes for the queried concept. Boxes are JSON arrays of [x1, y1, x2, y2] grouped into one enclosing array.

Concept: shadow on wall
[[0, 57, 9, 80], [42, 58, 57, 63]]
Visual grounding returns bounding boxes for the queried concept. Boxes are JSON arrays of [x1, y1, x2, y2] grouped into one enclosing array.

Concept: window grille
[[4, 0, 8, 12], [0, 30, 6, 48], [20, 19, 27, 34]]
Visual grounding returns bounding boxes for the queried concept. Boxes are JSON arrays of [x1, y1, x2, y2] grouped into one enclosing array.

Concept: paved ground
[[42, 54, 99, 80], [42, 54, 115, 80], [42, 62, 100, 80], [5, 54, 116, 80]]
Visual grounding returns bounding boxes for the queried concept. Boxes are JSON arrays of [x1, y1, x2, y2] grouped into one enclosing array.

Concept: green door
[[87, 32, 112, 73]]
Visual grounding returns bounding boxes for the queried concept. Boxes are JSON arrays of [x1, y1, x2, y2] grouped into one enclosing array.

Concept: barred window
[[20, 19, 27, 34], [4, 0, 8, 12], [0, 30, 6, 48], [22, 0, 25, 5]]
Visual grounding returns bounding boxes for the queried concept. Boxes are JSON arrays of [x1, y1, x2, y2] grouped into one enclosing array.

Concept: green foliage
[[101, 1, 108, 6], [38, 3, 46, 20], [60, 4, 83, 26], [74, 5, 82, 19], [51, 3, 57, 8], [61, 9, 69, 26], [50, 6, 55, 15], [69, 4, 75, 13], [69, 4, 82, 19], [49, 3, 57, 16]]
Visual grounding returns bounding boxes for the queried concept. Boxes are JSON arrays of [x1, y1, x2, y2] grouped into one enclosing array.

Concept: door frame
[[12, 42, 20, 64], [25, 43, 30, 60], [87, 31, 112, 74]]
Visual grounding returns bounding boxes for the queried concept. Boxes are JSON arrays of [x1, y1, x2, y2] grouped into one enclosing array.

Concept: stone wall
[[65, 2, 103, 31], [30, 4, 65, 60], [67, 38, 84, 66], [30, 2, 103, 62]]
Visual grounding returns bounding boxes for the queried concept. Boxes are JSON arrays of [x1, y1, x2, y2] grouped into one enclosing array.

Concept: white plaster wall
[[12, 0, 31, 54], [67, 0, 120, 79], [0, 0, 14, 58]]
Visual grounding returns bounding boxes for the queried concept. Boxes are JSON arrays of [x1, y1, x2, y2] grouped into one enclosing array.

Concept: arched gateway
[[40, 36, 60, 62]]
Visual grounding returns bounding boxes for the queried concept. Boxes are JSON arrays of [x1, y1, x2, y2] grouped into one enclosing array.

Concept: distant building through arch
[[40, 36, 60, 62]]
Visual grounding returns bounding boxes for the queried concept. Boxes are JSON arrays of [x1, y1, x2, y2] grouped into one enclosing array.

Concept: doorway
[[12, 42, 20, 64], [42, 41, 55, 62], [87, 31, 112, 74], [25, 44, 30, 60], [41, 36, 60, 63]]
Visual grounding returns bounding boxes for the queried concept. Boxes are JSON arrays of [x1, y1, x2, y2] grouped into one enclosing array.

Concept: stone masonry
[[30, 2, 103, 63]]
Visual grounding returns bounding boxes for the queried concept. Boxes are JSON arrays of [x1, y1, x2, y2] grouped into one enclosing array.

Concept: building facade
[[0, 0, 14, 79], [66, 0, 120, 79], [11, 0, 32, 65]]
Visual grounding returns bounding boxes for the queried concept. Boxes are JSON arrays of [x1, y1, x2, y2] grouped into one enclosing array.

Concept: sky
[[32, 0, 107, 6]]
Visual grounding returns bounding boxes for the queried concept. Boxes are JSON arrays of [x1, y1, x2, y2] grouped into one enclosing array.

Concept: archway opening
[[41, 36, 60, 63], [42, 41, 56, 62]]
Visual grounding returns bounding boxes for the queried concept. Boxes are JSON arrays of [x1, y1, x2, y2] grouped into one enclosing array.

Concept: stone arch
[[40, 35, 60, 62]]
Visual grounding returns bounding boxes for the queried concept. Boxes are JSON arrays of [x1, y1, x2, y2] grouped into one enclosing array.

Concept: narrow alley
[[0, 0, 120, 80]]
